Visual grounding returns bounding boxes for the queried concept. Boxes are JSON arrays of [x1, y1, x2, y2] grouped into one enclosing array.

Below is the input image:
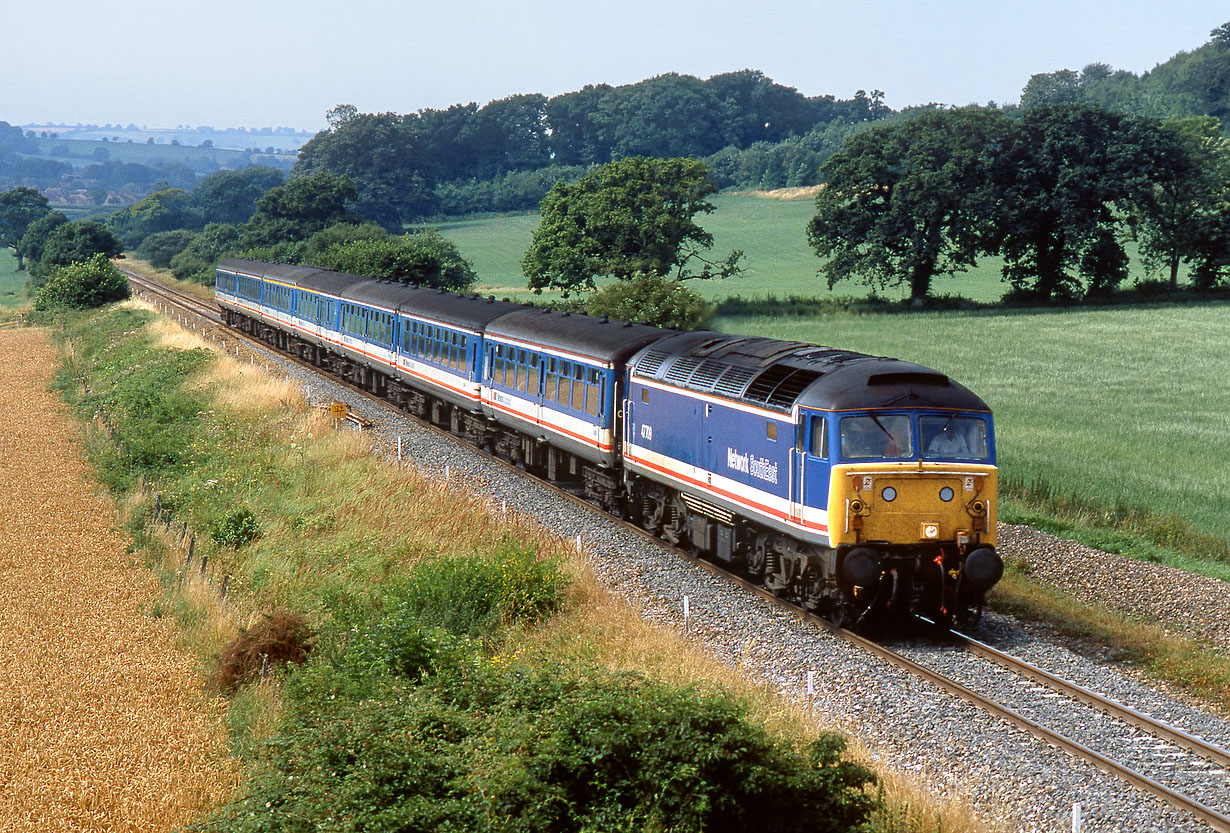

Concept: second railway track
[[124, 266, 1230, 831]]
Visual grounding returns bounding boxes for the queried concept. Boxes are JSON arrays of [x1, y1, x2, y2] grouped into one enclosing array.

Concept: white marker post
[[683, 595, 690, 634], [807, 670, 815, 718], [1072, 803, 1081, 833]]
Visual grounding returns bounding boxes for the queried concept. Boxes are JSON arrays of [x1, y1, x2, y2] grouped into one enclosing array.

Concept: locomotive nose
[[961, 547, 1003, 591]]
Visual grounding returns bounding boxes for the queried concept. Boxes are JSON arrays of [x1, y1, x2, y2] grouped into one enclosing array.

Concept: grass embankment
[[52, 301, 984, 833]]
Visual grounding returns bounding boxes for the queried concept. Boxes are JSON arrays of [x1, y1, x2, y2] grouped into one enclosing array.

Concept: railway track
[[122, 267, 1230, 831]]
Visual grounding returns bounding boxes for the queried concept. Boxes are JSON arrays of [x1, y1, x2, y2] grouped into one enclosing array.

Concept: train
[[215, 258, 1003, 628]]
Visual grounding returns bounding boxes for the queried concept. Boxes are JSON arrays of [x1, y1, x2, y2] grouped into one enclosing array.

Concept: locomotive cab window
[[840, 414, 912, 460], [921, 415, 989, 460]]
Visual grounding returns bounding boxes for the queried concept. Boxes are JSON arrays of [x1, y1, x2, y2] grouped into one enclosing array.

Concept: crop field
[[24, 136, 295, 169], [716, 303, 1230, 555], [0, 328, 235, 831]]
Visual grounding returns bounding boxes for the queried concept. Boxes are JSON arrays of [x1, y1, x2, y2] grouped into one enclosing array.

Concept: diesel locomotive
[[216, 258, 1002, 627]]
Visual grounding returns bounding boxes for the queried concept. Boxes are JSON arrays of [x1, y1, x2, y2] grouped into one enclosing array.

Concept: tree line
[[295, 71, 888, 227], [809, 103, 1230, 301]]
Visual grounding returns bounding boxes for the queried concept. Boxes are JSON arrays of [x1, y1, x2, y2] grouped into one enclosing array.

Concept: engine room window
[[920, 416, 989, 460], [766, 422, 777, 441], [641, 388, 649, 404], [840, 414, 912, 459]]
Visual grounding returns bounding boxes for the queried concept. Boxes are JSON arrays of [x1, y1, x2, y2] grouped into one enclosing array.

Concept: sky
[[6, 0, 1227, 132]]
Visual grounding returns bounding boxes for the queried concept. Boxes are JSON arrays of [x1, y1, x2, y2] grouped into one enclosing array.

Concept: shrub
[[136, 229, 199, 268], [210, 507, 260, 549], [195, 661, 880, 833], [312, 229, 477, 291], [215, 610, 314, 691], [583, 273, 715, 330], [395, 540, 567, 639], [34, 253, 130, 311]]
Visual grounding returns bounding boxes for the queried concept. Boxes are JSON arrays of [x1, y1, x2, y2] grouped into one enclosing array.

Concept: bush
[[312, 229, 478, 291], [583, 274, 715, 330], [34, 253, 130, 310], [215, 610, 314, 691], [195, 661, 879, 833], [136, 229, 199, 268], [210, 507, 260, 549], [395, 539, 567, 639]]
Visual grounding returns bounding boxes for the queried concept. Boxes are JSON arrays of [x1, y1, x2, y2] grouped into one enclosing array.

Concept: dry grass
[[121, 258, 216, 302], [752, 184, 825, 200], [0, 328, 236, 832]]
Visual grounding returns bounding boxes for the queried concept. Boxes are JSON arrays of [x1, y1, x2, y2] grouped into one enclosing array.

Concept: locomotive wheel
[[744, 535, 766, 580]]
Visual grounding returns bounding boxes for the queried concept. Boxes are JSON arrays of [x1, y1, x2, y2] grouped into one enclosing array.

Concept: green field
[[26, 136, 296, 170], [717, 304, 1230, 554], [437, 192, 1016, 304], [0, 249, 29, 308]]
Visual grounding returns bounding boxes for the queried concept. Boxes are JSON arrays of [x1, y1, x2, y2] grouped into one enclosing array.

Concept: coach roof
[[485, 307, 669, 365]]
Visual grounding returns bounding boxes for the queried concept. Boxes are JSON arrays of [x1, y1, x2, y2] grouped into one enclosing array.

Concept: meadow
[[438, 194, 1228, 563], [0, 249, 29, 307], [436, 191, 1015, 304]]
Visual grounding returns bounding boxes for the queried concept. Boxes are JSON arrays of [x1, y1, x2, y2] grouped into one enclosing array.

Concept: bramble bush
[[34, 253, 130, 311], [197, 657, 879, 833], [210, 507, 261, 549]]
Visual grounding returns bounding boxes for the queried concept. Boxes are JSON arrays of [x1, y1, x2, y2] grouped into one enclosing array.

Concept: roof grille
[[664, 355, 703, 384], [713, 365, 758, 397], [746, 366, 822, 408], [868, 372, 949, 387], [635, 348, 671, 376], [690, 360, 728, 390]]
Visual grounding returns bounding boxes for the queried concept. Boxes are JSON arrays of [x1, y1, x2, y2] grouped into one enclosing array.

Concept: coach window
[[571, 364, 586, 411], [557, 361, 571, 406], [585, 368, 601, 417], [544, 357, 558, 402], [526, 353, 540, 396], [459, 335, 469, 373], [512, 349, 525, 391]]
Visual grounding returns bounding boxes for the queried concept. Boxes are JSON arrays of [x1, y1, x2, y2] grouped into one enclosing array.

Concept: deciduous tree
[[807, 107, 1007, 302], [0, 186, 51, 270], [522, 157, 743, 295]]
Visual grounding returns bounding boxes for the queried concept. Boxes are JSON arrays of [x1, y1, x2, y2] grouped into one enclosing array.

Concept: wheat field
[[0, 328, 235, 831]]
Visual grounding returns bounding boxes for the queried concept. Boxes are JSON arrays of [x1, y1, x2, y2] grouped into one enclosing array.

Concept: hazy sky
[[7, 1, 1227, 131]]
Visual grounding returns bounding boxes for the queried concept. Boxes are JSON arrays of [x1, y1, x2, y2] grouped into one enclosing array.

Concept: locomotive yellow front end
[[825, 411, 1002, 625], [832, 464, 997, 552]]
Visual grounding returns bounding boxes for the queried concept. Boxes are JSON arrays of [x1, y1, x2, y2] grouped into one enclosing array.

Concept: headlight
[[939, 487, 954, 502], [881, 486, 897, 502]]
